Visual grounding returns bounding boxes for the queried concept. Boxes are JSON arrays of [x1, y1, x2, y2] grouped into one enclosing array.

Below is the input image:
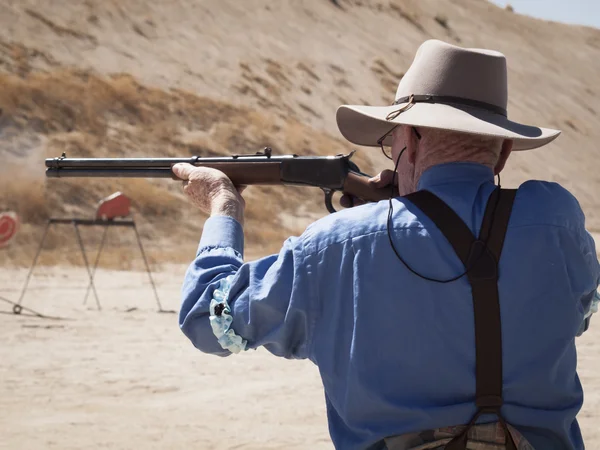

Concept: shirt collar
[[417, 162, 495, 191]]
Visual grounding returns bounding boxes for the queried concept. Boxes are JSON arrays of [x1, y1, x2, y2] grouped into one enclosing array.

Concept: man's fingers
[[340, 194, 354, 209], [340, 194, 366, 208], [172, 163, 196, 180]]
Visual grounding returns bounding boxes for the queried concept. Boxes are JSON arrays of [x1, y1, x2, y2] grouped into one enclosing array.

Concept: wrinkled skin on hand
[[172, 163, 246, 224]]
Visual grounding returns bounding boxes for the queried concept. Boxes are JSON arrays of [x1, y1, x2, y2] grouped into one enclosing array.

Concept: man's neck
[[414, 145, 497, 187]]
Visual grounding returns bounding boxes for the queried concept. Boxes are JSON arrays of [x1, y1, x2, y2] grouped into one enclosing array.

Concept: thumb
[[369, 169, 397, 188], [172, 163, 195, 180]]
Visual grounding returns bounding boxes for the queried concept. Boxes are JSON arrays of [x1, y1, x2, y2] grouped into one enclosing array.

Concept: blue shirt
[[180, 163, 600, 450]]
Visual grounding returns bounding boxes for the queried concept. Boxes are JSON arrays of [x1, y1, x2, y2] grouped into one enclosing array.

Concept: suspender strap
[[480, 189, 517, 260], [403, 188, 517, 450], [403, 190, 477, 265]]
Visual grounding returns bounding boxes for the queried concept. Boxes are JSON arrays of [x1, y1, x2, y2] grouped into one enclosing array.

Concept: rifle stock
[[45, 149, 398, 213]]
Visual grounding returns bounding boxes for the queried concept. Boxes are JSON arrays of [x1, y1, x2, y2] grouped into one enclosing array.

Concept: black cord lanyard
[[386, 147, 502, 283]]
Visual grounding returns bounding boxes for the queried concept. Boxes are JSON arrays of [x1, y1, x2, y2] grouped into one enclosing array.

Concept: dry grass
[[0, 169, 49, 224], [434, 14, 449, 29], [389, 1, 426, 32], [0, 70, 358, 268]]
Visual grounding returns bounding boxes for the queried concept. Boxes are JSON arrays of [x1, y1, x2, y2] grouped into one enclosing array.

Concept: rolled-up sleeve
[[179, 215, 316, 359]]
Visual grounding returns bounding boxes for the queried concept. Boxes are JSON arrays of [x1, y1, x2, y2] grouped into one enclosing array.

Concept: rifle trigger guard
[[322, 189, 337, 214], [323, 189, 354, 214]]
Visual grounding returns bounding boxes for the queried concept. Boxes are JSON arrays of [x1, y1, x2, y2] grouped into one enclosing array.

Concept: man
[[174, 40, 600, 449]]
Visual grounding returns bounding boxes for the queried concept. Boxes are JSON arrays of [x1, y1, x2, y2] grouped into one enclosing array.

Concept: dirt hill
[[1, 0, 598, 268]]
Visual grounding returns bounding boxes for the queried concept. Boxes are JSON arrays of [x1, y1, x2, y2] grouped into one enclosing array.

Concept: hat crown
[[396, 40, 508, 112]]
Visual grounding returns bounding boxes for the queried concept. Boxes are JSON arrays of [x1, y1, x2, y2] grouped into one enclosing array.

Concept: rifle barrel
[[45, 168, 175, 178], [45, 155, 300, 168]]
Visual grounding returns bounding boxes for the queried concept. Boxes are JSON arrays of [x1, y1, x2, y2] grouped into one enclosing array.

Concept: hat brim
[[336, 102, 560, 151]]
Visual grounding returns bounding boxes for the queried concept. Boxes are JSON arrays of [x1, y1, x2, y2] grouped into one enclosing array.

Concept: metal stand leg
[[83, 225, 109, 305], [73, 222, 101, 310], [1, 295, 66, 320], [132, 223, 163, 312], [14, 220, 53, 314]]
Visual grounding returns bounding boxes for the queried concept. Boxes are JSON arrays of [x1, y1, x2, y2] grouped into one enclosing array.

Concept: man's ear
[[402, 126, 418, 165], [494, 139, 513, 175]]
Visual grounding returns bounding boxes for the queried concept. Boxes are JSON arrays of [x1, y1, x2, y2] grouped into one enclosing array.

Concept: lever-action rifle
[[45, 148, 395, 213]]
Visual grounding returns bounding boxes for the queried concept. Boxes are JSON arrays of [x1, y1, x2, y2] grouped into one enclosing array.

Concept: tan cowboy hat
[[336, 39, 560, 151]]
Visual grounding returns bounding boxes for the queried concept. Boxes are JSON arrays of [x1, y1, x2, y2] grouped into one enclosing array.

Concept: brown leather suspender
[[403, 188, 518, 450]]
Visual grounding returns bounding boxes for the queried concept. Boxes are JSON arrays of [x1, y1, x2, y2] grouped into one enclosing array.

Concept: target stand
[[13, 193, 171, 315]]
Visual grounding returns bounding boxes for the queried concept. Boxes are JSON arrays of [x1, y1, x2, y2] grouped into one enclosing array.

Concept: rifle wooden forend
[[188, 162, 283, 185], [343, 171, 397, 203], [44, 163, 283, 183]]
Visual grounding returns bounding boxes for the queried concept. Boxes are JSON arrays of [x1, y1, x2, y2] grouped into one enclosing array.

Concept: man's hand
[[172, 163, 246, 225], [340, 169, 397, 208]]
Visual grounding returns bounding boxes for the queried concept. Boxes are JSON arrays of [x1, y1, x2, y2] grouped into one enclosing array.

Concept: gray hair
[[418, 128, 502, 168]]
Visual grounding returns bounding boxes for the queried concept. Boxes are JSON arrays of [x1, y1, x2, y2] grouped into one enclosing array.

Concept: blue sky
[[488, 0, 600, 29]]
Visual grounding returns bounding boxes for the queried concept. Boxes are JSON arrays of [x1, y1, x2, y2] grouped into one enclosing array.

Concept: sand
[[1, 264, 599, 449], [0, 266, 331, 450]]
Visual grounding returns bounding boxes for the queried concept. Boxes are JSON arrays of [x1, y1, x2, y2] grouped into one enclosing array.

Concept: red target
[[0, 212, 19, 247]]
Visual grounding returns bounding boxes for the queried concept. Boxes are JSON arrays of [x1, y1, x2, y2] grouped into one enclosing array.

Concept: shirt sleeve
[[179, 215, 316, 359], [576, 229, 600, 336]]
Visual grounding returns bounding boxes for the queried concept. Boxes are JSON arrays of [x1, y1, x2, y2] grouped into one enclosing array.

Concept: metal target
[[0, 212, 19, 247]]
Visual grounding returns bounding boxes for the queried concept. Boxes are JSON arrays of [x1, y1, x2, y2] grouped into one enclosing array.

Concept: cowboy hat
[[336, 39, 560, 150]]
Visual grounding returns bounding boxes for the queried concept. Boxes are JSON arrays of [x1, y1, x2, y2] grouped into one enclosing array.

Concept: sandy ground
[[0, 266, 330, 450], [1, 263, 600, 449]]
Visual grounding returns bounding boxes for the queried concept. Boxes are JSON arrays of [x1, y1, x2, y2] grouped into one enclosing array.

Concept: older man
[[174, 40, 600, 450]]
